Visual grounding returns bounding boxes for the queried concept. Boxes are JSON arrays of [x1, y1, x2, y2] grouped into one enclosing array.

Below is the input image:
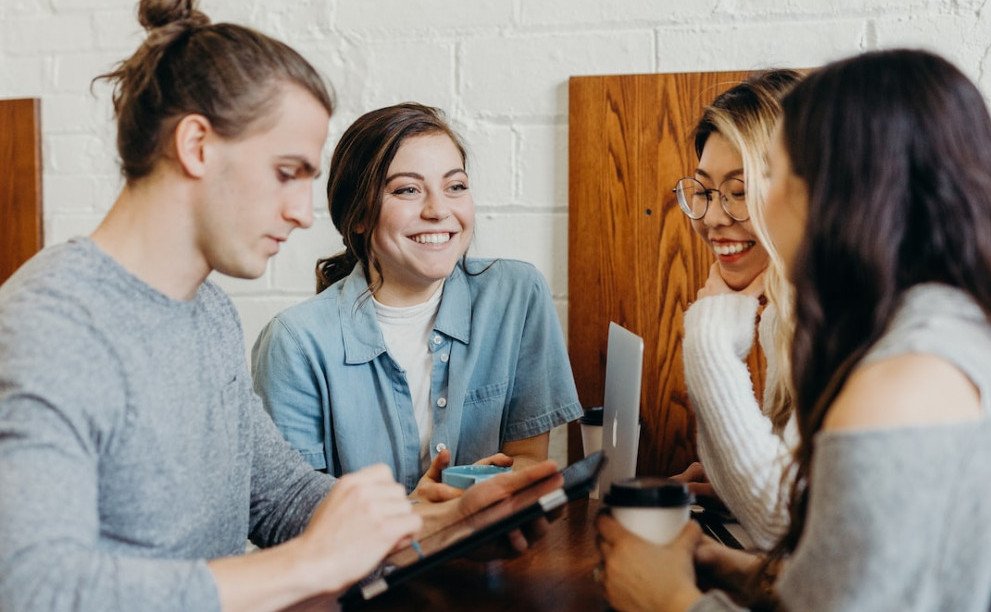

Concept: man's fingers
[[506, 528, 528, 554], [493, 459, 558, 489], [422, 482, 463, 502]]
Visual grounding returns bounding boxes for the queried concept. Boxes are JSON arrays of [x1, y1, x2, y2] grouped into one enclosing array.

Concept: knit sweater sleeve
[[682, 294, 793, 550]]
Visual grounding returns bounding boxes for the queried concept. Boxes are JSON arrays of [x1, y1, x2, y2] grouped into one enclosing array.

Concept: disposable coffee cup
[[604, 478, 693, 545], [579, 406, 603, 456], [580, 407, 604, 498]]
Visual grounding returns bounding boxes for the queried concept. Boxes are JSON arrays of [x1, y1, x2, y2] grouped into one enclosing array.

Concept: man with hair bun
[[0, 1, 557, 610]]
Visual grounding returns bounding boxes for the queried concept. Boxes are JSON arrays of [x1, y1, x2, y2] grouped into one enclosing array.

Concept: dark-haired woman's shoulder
[[824, 283, 990, 433], [824, 353, 981, 432]]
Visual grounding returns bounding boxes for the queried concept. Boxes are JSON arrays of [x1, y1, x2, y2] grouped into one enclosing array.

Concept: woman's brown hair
[[315, 102, 467, 293], [96, 0, 333, 181], [754, 49, 991, 608]]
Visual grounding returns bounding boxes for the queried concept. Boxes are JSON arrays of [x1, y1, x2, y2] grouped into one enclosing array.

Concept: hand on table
[[595, 513, 703, 612], [409, 449, 515, 503]]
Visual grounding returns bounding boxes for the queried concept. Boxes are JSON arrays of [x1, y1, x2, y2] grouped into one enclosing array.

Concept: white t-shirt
[[372, 284, 444, 471]]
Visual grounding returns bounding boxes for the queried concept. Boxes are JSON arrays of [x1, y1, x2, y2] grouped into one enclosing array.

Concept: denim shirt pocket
[[459, 378, 510, 458], [464, 378, 509, 408]]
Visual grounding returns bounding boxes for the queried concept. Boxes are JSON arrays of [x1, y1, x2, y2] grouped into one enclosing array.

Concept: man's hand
[[297, 464, 422, 595]]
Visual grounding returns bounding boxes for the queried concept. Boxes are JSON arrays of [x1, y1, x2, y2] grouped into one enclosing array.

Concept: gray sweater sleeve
[[246, 390, 334, 547], [0, 313, 220, 611]]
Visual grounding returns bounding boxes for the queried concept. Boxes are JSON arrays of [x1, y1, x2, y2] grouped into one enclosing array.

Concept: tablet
[[343, 451, 606, 603]]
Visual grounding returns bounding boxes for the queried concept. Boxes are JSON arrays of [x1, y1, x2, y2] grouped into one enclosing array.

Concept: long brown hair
[[315, 103, 467, 293], [760, 49, 991, 604], [96, 0, 333, 181]]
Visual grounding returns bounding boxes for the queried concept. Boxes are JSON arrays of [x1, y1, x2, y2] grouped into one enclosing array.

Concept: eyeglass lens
[[674, 177, 748, 221]]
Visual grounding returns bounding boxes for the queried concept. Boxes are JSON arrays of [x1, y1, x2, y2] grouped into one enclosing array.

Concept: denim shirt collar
[[338, 263, 472, 365]]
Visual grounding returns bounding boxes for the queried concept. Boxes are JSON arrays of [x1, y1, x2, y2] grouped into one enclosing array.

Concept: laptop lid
[[598, 322, 644, 495]]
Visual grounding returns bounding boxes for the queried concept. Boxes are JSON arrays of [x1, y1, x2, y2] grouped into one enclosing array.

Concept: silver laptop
[[598, 322, 644, 495]]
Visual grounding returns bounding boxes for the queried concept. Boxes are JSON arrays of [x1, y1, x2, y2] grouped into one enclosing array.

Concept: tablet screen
[[347, 452, 606, 601], [384, 472, 556, 567]]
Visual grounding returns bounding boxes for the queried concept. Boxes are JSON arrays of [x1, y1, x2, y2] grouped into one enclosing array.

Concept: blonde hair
[[696, 69, 801, 433]]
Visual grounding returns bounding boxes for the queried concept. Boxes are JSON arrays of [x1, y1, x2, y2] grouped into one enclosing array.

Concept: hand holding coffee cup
[[603, 477, 693, 545]]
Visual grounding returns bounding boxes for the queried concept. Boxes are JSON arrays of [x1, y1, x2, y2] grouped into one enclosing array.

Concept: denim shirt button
[[436, 397, 448, 408], [432, 334, 443, 345], [436, 443, 447, 453], [440, 353, 449, 363]]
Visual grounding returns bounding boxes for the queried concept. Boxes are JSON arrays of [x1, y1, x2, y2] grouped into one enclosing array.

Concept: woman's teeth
[[413, 233, 451, 244], [712, 241, 754, 256]]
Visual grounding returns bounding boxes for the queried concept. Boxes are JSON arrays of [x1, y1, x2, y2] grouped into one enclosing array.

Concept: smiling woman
[[370, 132, 475, 306], [251, 103, 582, 498], [674, 69, 803, 551]]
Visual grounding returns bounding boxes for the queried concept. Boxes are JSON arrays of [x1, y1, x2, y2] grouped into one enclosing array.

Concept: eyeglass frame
[[671, 176, 750, 222]]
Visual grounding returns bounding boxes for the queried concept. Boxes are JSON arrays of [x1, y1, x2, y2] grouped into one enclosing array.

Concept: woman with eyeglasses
[[671, 70, 802, 551], [597, 47, 991, 612]]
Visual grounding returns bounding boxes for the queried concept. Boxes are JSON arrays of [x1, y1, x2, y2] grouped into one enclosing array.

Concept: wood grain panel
[[567, 72, 762, 477], [0, 98, 43, 286]]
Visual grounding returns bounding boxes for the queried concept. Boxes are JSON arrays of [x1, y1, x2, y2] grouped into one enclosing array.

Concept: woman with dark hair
[[597, 48, 991, 611], [252, 103, 581, 498], [675, 69, 801, 551]]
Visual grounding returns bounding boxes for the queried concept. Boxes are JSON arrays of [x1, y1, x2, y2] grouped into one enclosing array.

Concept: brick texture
[[1, 0, 985, 365]]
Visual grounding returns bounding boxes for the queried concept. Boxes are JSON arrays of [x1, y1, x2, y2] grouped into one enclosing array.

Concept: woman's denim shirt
[[251, 259, 582, 492]]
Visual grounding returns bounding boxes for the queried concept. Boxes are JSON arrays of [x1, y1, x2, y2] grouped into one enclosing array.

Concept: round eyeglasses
[[672, 177, 749, 222]]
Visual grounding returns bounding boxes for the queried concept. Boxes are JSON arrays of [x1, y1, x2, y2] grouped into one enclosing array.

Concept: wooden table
[[347, 498, 608, 611]]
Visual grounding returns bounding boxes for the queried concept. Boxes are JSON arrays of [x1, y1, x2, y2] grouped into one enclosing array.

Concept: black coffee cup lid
[[579, 406, 603, 425], [603, 477, 692, 508]]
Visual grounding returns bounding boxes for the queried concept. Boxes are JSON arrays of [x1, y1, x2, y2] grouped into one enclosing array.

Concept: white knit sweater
[[682, 294, 797, 550]]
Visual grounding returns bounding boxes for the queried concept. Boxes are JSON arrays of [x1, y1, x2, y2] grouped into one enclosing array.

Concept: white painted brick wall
[[4, 0, 990, 463], [462, 32, 655, 117], [337, 0, 513, 33]]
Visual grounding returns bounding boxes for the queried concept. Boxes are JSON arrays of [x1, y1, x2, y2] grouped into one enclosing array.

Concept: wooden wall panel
[[0, 98, 43, 286], [567, 71, 765, 476]]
